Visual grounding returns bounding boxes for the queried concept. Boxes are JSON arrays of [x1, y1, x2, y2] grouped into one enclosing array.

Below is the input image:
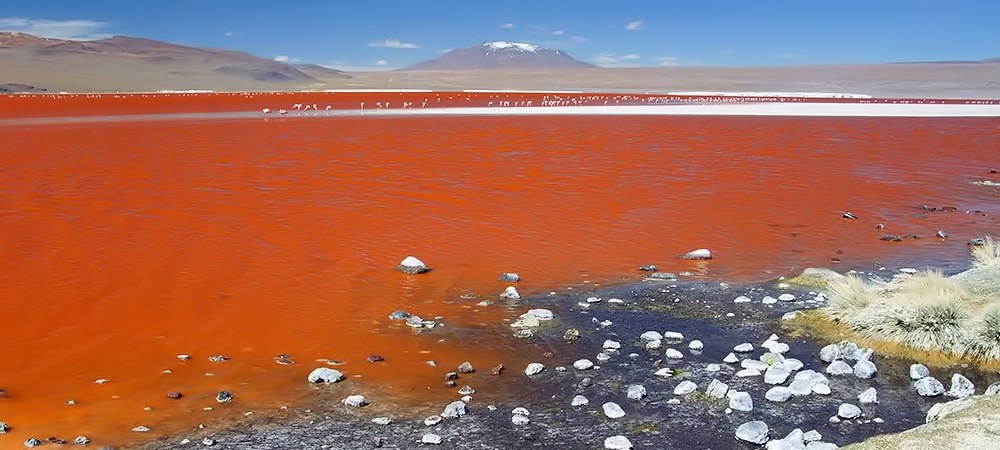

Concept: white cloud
[[571, 35, 588, 43], [500, 22, 514, 29], [591, 52, 643, 67], [274, 55, 301, 63], [656, 56, 682, 66], [550, 29, 565, 36], [224, 30, 234, 37], [374, 59, 388, 66], [625, 20, 643, 31], [322, 62, 396, 72], [368, 38, 419, 49], [0, 17, 113, 40]]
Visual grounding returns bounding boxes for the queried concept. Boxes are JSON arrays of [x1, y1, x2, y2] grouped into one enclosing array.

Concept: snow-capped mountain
[[401, 41, 595, 70]]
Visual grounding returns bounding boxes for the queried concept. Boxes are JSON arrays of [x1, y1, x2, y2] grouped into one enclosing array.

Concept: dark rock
[[372, 437, 385, 447], [208, 355, 229, 362], [498, 272, 521, 282], [216, 391, 233, 403], [842, 212, 858, 220], [388, 310, 410, 320], [457, 361, 475, 373], [0, 421, 8, 433], [444, 380, 457, 388], [445, 372, 459, 380], [74, 436, 90, 445], [167, 391, 183, 400], [970, 236, 988, 246], [638, 265, 657, 272], [366, 355, 384, 363], [880, 235, 903, 242], [490, 363, 505, 376], [24, 438, 42, 448], [936, 230, 948, 239]]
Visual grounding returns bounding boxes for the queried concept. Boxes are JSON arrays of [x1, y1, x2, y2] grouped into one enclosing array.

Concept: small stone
[[688, 340, 704, 351], [947, 373, 975, 398], [573, 359, 595, 370], [729, 391, 753, 412], [571, 395, 589, 406], [639, 264, 658, 272], [680, 248, 712, 260], [736, 368, 761, 378], [490, 363, 504, 376], [646, 272, 677, 280], [95, 378, 110, 384], [803, 430, 822, 442], [388, 310, 410, 320], [596, 352, 612, 362], [780, 358, 804, 372], [177, 354, 191, 361], [74, 436, 90, 445], [706, 379, 729, 398], [525, 363, 545, 376], [664, 348, 684, 359], [778, 293, 796, 302], [915, 376, 946, 396], [167, 391, 183, 400], [766, 429, 805, 450], [910, 363, 930, 380], [858, 387, 878, 404], [424, 415, 443, 426], [421, 433, 442, 444], [604, 340, 622, 350], [602, 402, 626, 419], [500, 286, 520, 299], [734, 295, 753, 303], [674, 380, 698, 395], [762, 295, 778, 305], [767, 342, 791, 354], [343, 395, 367, 407], [202, 437, 217, 446], [789, 379, 814, 396], [307, 368, 345, 384], [806, 442, 839, 450], [838, 403, 862, 419], [444, 371, 459, 381], [511, 414, 530, 425], [735, 421, 770, 445], [723, 353, 739, 364], [441, 401, 467, 418], [985, 382, 1000, 396], [216, 391, 233, 403], [133, 426, 151, 432], [842, 211, 858, 220], [663, 331, 685, 341], [760, 352, 785, 366], [853, 360, 877, 379], [457, 361, 475, 373], [782, 311, 800, 320], [812, 384, 832, 395], [826, 360, 853, 375], [372, 417, 392, 425], [397, 256, 430, 274], [733, 343, 754, 353], [627, 384, 646, 400], [24, 438, 43, 448], [458, 385, 475, 395], [764, 366, 791, 385], [640, 331, 663, 342], [765, 386, 793, 402], [742, 359, 769, 371], [819, 344, 841, 362], [604, 435, 634, 449], [498, 272, 520, 282], [367, 355, 385, 363]]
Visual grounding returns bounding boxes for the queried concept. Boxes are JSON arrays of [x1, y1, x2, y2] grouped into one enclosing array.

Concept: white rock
[[688, 340, 704, 351], [343, 395, 367, 407], [372, 417, 392, 425], [779, 358, 804, 372], [645, 339, 662, 350], [788, 379, 815, 397], [723, 353, 740, 364], [765, 386, 793, 402], [838, 403, 862, 419], [782, 311, 800, 320], [765, 428, 805, 450], [760, 352, 785, 366], [826, 361, 853, 376], [639, 331, 663, 341], [853, 360, 877, 379], [736, 368, 762, 378], [596, 352, 612, 362], [729, 391, 754, 412], [706, 379, 729, 398], [627, 384, 647, 400], [915, 376, 945, 397], [664, 348, 684, 359], [602, 402, 626, 419], [512, 407, 530, 416], [654, 367, 674, 378], [778, 293, 797, 302], [819, 344, 841, 363], [947, 373, 975, 398], [663, 331, 685, 341], [571, 395, 589, 406], [762, 295, 778, 305], [985, 382, 1000, 396], [681, 248, 712, 260], [421, 433, 442, 444], [735, 420, 770, 445], [441, 401, 467, 418], [764, 366, 791, 385], [524, 363, 545, 376], [768, 342, 791, 354], [423, 415, 443, 426], [706, 363, 722, 372], [805, 442, 838, 450], [307, 368, 345, 384], [603, 340, 621, 350], [604, 435, 634, 450], [909, 363, 930, 380], [858, 387, 878, 404], [573, 359, 595, 370], [812, 384, 832, 395], [500, 286, 520, 299], [511, 414, 530, 425], [733, 343, 754, 353], [524, 309, 553, 320], [735, 295, 753, 303], [803, 430, 822, 442], [674, 380, 698, 395], [741, 359, 769, 371], [397, 256, 430, 274]]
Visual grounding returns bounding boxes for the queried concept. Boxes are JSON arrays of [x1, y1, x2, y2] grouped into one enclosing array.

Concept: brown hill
[[0, 32, 324, 92], [401, 41, 595, 71]]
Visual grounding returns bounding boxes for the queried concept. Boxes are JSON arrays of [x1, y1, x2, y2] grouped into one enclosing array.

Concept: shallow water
[[0, 97, 998, 447]]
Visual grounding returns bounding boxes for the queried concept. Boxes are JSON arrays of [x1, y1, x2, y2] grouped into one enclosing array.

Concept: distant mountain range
[[401, 41, 595, 71], [893, 57, 1000, 64]]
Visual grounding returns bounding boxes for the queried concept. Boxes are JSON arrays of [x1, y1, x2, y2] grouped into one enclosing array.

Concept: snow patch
[[483, 41, 540, 53]]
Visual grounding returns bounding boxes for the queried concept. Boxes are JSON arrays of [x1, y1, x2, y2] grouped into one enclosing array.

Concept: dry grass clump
[[822, 237, 1000, 362]]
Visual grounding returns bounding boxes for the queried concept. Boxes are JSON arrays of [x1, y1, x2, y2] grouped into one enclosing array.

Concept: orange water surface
[[0, 94, 998, 448]]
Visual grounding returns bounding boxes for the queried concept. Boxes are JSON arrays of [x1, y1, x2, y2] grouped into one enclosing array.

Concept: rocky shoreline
[[132, 268, 999, 450]]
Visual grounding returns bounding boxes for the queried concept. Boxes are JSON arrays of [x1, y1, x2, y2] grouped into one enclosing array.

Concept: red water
[[0, 94, 998, 448]]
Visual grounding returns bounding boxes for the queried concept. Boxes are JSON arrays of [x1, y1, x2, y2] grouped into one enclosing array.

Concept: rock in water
[[909, 363, 930, 380], [524, 363, 545, 376], [396, 256, 430, 274], [765, 387, 793, 402], [307, 368, 345, 384], [764, 366, 791, 385], [457, 361, 475, 373], [602, 402, 626, 419], [706, 379, 729, 398], [421, 434, 442, 445], [853, 360, 877, 379], [498, 272, 520, 282], [858, 387, 878, 404], [765, 429, 805, 450], [216, 390, 233, 403], [680, 248, 713, 260], [627, 384, 646, 400], [838, 403, 862, 419], [735, 421, 770, 445], [947, 373, 975, 398], [500, 286, 520, 299], [729, 391, 754, 412], [571, 395, 589, 406], [441, 401, 467, 418], [915, 376, 945, 397], [343, 395, 368, 407], [826, 361, 853, 375], [573, 359, 595, 370], [819, 344, 841, 362], [604, 435, 634, 449]]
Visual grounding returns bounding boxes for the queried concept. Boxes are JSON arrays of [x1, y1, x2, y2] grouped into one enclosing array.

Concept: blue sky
[[1, 0, 998, 70]]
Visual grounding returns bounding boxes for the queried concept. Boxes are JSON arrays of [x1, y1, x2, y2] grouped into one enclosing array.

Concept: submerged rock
[[838, 403, 862, 419], [343, 395, 368, 407], [396, 256, 430, 274], [915, 376, 946, 397], [441, 401, 467, 418], [735, 420, 770, 445], [680, 248, 713, 260], [307, 368, 345, 384], [500, 286, 521, 300]]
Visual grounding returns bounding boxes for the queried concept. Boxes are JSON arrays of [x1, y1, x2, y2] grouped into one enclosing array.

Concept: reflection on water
[[0, 113, 998, 446]]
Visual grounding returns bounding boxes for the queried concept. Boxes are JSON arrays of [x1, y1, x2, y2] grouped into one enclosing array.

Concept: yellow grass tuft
[[825, 275, 882, 321], [971, 235, 1000, 269]]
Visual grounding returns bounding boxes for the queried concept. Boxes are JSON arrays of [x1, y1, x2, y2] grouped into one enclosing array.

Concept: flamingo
[[292, 103, 303, 114], [278, 109, 288, 115], [262, 107, 271, 114], [325, 105, 332, 115]]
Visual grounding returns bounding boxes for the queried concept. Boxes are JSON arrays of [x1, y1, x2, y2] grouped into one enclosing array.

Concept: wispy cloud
[[591, 52, 642, 66], [224, 30, 234, 37], [374, 59, 388, 66], [656, 56, 682, 66], [0, 17, 113, 40], [323, 61, 396, 72], [571, 36, 588, 43], [368, 38, 419, 49], [625, 20, 643, 31], [274, 55, 301, 63], [500, 22, 514, 29], [550, 29, 565, 36]]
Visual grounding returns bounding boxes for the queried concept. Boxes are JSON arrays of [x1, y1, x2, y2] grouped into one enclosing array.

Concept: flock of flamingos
[[258, 93, 651, 115]]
